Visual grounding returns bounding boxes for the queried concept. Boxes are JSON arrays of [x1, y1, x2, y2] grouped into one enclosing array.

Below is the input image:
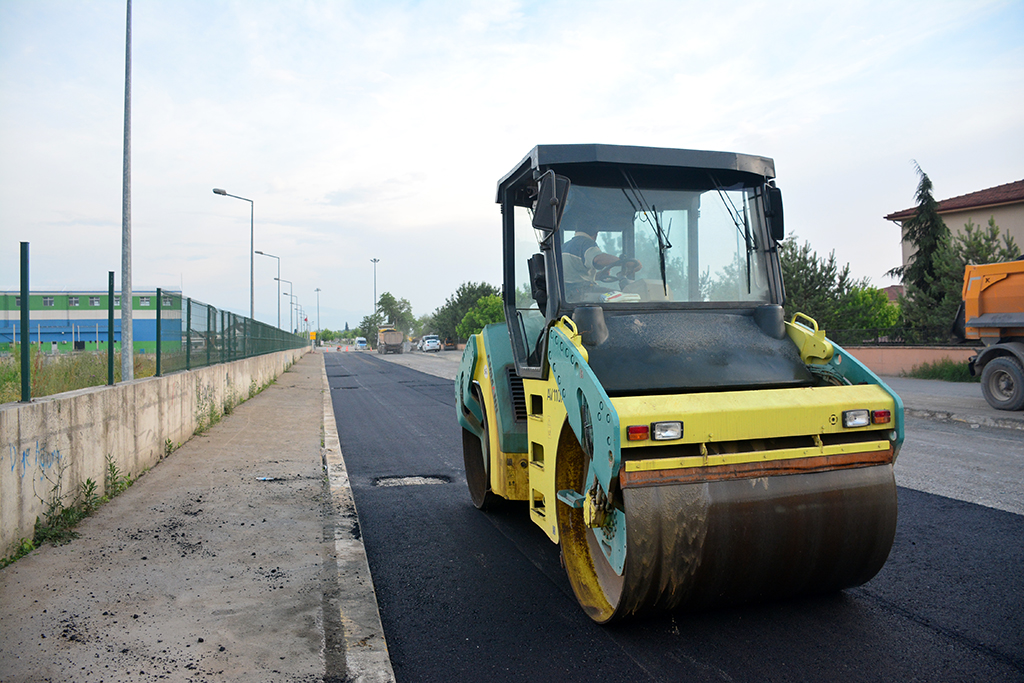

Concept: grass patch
[[903, 358, 979, 382], [0, 350, 156, 403]]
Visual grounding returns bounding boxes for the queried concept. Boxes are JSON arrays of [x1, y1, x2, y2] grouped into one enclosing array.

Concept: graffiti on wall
[[5, 441, 64, 481]]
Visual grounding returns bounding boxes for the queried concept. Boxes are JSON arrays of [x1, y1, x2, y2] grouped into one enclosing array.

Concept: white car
[[421, 335, 441, 352]]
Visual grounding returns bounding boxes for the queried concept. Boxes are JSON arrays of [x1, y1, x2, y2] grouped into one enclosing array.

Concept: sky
[[1, 0, 1022, 333]]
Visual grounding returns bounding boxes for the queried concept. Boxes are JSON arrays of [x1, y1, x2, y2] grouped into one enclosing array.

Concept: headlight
[[842, 410, 870, 428], [652, 421, 683, 441]]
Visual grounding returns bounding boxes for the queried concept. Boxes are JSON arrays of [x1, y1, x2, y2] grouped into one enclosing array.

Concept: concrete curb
[[320, 356, 396, 682], [904, 407, 1024, 431]]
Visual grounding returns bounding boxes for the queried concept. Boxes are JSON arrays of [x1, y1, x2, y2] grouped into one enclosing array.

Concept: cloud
[[2, 0, 1022, 328]]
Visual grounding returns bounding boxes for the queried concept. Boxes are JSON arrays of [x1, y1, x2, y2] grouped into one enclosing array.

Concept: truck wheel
[[981, 357, 1024, 411]]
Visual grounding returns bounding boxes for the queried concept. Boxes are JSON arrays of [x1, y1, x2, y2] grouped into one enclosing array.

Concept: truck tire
[[980, 356, 1024, 411]]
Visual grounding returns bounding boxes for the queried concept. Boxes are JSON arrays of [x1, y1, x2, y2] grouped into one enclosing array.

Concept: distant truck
[[377, 325, 404, 354], [955, 259, 1024, 410], [354, 337, 368, 350]]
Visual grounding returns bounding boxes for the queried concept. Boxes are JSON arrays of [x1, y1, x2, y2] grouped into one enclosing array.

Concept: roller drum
[[562, 465, 897, 622]]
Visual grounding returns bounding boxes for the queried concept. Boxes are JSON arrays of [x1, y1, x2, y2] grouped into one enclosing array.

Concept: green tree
[[432, 282, 499, 342], [376, 292, 415, 334], [360, 313, 383, 348], [886, 164, 962, 341], [456, 295, 505, 339], [779, 234, 898, 340], [954, 217, 1020, 266], [414, 313, 434, 338], [834, 288, 900, 331], [779, 235, 862, 330]]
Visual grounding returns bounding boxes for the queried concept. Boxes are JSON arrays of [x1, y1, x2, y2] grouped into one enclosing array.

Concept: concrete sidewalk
[[0, 353, 393, 683]]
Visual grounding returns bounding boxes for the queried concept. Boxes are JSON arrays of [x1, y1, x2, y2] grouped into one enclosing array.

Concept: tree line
[[318, 282, 504, 347], [322, 167, 1018, 348], [784, 163, 1018, 345]]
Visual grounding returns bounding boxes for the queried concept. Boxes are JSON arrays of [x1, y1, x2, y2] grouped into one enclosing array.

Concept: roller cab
[[456, 145, 905, 622]]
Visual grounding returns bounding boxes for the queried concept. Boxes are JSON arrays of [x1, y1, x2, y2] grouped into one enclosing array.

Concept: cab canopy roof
[[497, 144, 776, 202]]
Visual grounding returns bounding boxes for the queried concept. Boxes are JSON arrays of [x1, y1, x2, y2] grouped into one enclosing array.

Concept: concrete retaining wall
[[0, 348, 308, 554], [845, 346, 976, 376]]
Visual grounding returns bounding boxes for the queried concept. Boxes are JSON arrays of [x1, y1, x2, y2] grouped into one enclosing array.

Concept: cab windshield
[[557, 183, 772, 305]]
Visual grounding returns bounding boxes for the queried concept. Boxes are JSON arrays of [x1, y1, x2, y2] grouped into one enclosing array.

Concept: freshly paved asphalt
[[328, 349, 1023, 683]]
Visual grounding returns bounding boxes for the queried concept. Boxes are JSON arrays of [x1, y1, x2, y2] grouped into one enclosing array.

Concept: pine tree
[[954, 217, 1021, 266], [886, 164, 961, 342]]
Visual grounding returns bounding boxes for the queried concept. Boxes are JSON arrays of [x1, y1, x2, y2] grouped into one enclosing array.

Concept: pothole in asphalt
[[373, 475, 451, 487]]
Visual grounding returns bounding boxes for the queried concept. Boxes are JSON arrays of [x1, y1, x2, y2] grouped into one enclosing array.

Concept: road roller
[[455, 144, 904, 623]]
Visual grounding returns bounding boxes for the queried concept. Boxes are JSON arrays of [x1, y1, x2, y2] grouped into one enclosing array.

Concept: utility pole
[[120, 0, 133, 381]]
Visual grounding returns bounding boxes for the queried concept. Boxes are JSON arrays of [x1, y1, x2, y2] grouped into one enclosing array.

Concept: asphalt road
[[326, 351, 1024, 683]]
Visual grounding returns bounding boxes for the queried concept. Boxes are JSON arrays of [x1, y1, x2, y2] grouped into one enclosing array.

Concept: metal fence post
[[206, 306, 212, 367], [155, 287, 162, 376], [20, 242, 30, 402], [186, 297, 192, 371], [108, 271, 115, 385]]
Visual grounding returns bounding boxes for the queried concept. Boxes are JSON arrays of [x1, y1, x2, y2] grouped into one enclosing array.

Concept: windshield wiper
[[622, 171, 671, 296], [711, 175, 754, 294]]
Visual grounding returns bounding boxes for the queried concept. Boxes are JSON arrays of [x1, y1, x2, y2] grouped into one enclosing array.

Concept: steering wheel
[[597, 258, 642, 284]]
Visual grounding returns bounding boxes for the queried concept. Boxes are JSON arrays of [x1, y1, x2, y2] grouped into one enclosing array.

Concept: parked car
[[354, 337, 368, 350], [421, 335, 442, 352]]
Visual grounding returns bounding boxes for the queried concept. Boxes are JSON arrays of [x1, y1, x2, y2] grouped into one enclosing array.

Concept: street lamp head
[[255, 250, 264, 255], [213, 188, 227, 195]]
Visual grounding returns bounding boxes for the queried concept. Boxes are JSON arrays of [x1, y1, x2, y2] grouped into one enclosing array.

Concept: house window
[[140, 296, 150, 307], [69, 296, 79, 307], [114, 296, 120, 306], [162, 296, 172, 307], [43, 296, 55, 307], [90, 297, 101, 307], [15, 297, 20, 307]]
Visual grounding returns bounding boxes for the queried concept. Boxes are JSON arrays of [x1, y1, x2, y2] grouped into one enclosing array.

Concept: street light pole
[[121, 0, 133, 382], [256, 250, 281, 328], [213, 188, 254, 319], [314, 287, 321, 343], [276, 278, 293, 332], [370, 258, 380, 317]]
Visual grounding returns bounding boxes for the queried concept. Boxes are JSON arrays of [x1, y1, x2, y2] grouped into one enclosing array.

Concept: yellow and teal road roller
[[455, 144, 904, 623]]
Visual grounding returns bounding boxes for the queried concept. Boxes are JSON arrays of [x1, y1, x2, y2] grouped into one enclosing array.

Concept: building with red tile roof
[[885, 179, 1024, 269]]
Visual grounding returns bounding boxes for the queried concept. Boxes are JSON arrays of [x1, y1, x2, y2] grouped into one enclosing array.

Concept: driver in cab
[[562, 225, 642, 300]]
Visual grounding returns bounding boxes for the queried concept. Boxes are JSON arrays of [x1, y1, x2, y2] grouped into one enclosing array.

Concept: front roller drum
[[558, 465, 898, 623]]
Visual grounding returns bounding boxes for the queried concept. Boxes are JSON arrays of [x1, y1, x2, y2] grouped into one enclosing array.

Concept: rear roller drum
[[557, 434, 898, 622]]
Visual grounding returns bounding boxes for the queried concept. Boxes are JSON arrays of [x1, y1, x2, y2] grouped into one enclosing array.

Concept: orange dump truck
[[957, 259, 1024, 410]]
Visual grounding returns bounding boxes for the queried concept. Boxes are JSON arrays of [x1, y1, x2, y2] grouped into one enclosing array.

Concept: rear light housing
[[626, 425, 649, 441]]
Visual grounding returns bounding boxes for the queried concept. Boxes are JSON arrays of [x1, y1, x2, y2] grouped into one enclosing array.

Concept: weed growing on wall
[[194, 380, 219, 434], [104, 455, 134, 498], [2, 454, 141, 566]]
